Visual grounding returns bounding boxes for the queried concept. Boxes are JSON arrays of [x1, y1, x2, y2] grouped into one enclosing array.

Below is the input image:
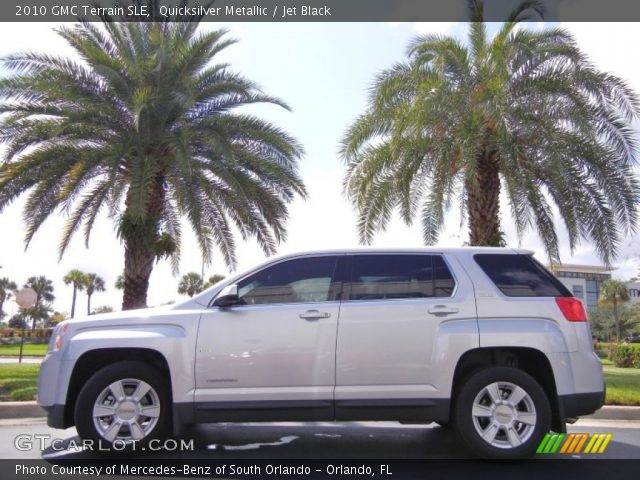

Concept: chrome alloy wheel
[[471, 381, 537, 449], [92, 378, 161, 443]]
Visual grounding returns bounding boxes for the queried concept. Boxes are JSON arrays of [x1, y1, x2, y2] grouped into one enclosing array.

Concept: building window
[[586, 280, 599, 309], [572, 285, 584, 299]]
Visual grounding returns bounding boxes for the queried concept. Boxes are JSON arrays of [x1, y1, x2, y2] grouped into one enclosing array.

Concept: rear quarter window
[[474, 254, 571, 297]]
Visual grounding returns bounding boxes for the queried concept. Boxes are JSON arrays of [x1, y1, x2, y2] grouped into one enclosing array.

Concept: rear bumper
[[558, 389, 605, 418]]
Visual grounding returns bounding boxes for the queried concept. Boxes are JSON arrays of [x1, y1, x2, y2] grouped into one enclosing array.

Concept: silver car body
[[37, 247, 604, 430]]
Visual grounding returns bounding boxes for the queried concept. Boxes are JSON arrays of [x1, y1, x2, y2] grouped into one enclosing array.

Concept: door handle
[[428, 305, 459, 315], [299, 310, 331, 320]]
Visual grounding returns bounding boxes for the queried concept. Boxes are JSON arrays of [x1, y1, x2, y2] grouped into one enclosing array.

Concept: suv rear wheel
[[453, 366, 551, 459], [74, 361, 169, 453]]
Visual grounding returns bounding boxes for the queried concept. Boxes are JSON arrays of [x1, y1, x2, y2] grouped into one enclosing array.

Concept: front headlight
[[49, 322, 69, 352]]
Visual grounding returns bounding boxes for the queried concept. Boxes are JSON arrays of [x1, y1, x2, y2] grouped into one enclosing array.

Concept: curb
[[0, 402, 639, 421], [585, 406, 640, 420], [0, 401, 46, 419]]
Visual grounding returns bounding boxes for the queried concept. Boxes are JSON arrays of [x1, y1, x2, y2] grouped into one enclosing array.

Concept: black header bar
[[4, 0, 640, 22]]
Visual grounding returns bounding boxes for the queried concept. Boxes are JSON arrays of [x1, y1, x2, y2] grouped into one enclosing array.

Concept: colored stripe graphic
[[598, 434, 613, 453], [550, 433, 565, 453], [572, 434, 589, 453], [589, 434, 606, 453], [537, 433, 612, 454], [542, 433, 558, 453], [559, 434, 574, 454], [536, 433, 552, 453]]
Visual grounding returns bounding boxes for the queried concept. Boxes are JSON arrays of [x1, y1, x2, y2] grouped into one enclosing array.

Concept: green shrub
[[610, 344, 640, 368]]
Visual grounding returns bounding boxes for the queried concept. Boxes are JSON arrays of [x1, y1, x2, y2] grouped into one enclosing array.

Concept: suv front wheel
[[453, 366, 551, 459], [74, 361, 170, 453]]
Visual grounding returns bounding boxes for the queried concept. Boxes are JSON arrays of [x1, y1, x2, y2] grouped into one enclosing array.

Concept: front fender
[[56, 322, 197, 405]]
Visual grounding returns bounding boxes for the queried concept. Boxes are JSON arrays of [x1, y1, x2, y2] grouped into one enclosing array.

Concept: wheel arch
[[451, 347, 564, 432], [63, 348, 172, 429]]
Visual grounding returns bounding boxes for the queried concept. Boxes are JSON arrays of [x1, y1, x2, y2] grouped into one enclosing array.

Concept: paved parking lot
[[0, 417, 638, 460]]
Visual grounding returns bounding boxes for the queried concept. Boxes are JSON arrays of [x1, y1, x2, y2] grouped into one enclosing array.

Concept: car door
[[334, 253, 478, 420], [194, 254, 343, 422]]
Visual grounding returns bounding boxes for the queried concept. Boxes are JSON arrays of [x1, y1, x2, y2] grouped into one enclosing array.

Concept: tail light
[[555, 297, 588, 322]]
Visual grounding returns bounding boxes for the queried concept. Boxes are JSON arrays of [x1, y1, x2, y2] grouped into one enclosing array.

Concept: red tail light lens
[[555, 297, 588, 322]]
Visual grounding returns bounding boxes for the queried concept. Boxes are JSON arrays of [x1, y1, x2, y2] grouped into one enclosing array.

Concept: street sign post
[[15, 288, 37, 364]]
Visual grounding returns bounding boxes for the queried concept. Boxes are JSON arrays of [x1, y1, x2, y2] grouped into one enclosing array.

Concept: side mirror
[[212, 284, 239, 308]]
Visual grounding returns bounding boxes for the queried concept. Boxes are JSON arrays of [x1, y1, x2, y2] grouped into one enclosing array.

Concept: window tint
[[237, 256, 339, 305], [474, 254, 571, 297], [348, 254, 455, 300]]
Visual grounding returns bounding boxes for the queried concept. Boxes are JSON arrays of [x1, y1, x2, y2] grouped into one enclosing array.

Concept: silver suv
[[37, 247, 604, 458]]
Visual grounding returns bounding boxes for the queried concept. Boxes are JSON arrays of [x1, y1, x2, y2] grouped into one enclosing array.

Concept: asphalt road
[[0, 417, 639, 460]]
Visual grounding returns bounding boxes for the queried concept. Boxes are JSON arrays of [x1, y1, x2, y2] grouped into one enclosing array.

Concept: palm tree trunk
[[71, 287, 76, 319], [467, 149, 501, 246], [613, 300, 620, 342], [121, 175, 165, 311], [87, 293, 92, 316], [122, 233, 156, 310]]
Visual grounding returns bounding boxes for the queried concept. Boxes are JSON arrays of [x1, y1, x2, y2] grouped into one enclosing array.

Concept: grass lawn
[[0, 343, 47, 357], [603, 365, 640, 406], [0, 364, 40, 401]]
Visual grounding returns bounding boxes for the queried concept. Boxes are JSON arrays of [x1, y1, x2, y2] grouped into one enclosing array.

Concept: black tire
[[452, 367, 551, 459], [74, 361, 170, 454]]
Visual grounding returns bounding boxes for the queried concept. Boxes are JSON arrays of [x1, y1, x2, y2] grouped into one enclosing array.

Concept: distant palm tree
[[92, 305, 114, 315], [114, 274, 124, 291], [84, 273, 106, 315], [599, 279, 631, 342], [24, 276, 55, 330], [0, 277, 17, 320], [341, 0, 639, 264], [63, 269, 85, 318], [178, 272, 205, 297], [204, 274, 226, 289], [0, 3, 306, 311]]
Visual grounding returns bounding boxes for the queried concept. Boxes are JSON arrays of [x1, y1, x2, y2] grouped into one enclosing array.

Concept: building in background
[[625, 281, 640, 306], [550, 264, 613, 311]]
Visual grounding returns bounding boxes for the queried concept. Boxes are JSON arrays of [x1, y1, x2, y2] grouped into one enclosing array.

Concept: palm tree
[[114, 274, 125, 291], [599, 279, 631, 342], [178, 272, 205, 297], [0, 277, 17, 320], [63, 269, 85, 318], [204, 274, 226, 289], [24, 276, 55, 330], [590, 304, 640, 342], [84, 273, 105, 315], [0, 3, 306, 311], [341, 0, 639, 264]]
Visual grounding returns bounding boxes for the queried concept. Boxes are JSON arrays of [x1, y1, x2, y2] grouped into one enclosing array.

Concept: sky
[[1, 21, 640, 317]]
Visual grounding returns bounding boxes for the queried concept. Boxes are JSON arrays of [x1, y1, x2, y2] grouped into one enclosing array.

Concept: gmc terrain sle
[[37, 247, 604, 458]]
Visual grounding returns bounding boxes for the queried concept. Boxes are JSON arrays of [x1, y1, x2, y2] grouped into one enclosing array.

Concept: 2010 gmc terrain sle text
[[37, 247, 605, 459]]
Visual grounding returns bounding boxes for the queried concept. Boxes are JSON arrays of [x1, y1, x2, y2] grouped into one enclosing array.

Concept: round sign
[[15, 288, 37, 308]]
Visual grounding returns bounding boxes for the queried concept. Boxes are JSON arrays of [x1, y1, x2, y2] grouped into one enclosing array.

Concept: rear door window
[[474, 254, 571, 297], [348, 254, 455, 300]]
